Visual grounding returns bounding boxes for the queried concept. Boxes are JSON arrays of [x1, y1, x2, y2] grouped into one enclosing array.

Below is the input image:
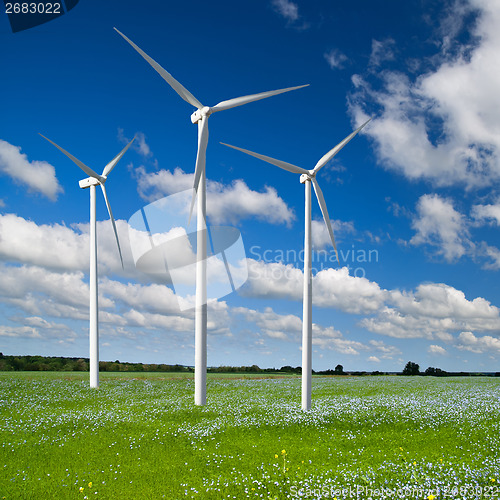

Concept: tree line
[[402, 361, 500, 377], [0, 354, 498, 376], [0, 355, 350, 374]]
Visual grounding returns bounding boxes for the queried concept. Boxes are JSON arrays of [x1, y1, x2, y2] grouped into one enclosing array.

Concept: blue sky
[[1, 0, 500, 372]]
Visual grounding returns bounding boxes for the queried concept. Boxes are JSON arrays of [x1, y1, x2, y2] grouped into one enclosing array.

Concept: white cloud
[[324, 49, 348, 70], [0, 325, 42, 339], [313, 267, 386, 314], [369, 38, 396, 68], [243, 259, 386, 315], [232, 305, 389, 356], [233, 306, 302, 341], [208, 180, 294, 226], [456, 330, 500, 353], [99, 278, 182, 315], [0, 139, 63, 200], [136, 167, 294, 226], [311, 218, 355, 250], [0, 213, 138, 276], [478, 242, 500, 270], [410, 194, 471, 261], [428, 344, 447, 355], [349, 0, 500, 188], [271, 0, 299, 22], [367, 356, 381, 363], [118, 129, 152, 158], [471, 202, 500, 226], [361, 282, 500, 339], [368, 339, 402, 358], [390, 282, 498, 321]]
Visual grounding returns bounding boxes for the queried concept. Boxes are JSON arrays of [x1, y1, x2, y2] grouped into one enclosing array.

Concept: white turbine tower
[[114, 27, 308, 406], [222, 119, 370, 410], [40, 133, 136, 388]]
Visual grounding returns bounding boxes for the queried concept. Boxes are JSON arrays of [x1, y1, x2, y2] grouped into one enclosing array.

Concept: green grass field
[[0, 372, 499, 499]]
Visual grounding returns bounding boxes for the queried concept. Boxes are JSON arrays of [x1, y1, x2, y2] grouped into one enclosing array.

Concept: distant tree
[[334, 364, 344, 374], [425, 366, 447, 377], [402, 361, 420, 376]]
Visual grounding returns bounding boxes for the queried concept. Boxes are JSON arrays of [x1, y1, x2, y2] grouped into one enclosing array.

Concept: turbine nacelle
[[79, 177, 102, 189], [300, 172, 316, 184], [190, 106, 212, 124]]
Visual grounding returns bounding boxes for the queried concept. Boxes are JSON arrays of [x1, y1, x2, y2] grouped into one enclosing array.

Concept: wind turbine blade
[[312, 119, 371, 174], [114, 28, 203, 110], [311, 177, 339, 263], [99, 183, 124, 269], [39, 134, 102, 180], [102, 135, 136, 177], [188, 116, 209, 224], [220, 142, 308, 175], [211, 84, 309, 113]]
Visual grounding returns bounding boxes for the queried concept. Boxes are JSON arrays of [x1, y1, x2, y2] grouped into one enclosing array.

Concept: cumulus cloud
[[311, 218, 355, 250], [136, 167, 294, 226], [471, 202, 500, 226], [361, 282, 500, 339], [243, 259, 386, 315], [271, 0, 299, 22], [0, 139, 63, 200], [456, 331, 500, 353], [324, 49, 348, 70], [410, 194, 471, 261], [369, 38, 396, 68], [349, 0, 500, 188], [232, 305, 391, 355], [233, 306, 302, 341], [118, 129, 152, 158], [428, 344, 447, 355], [0, 214, 138, 276], [0, 325, 42, 339]]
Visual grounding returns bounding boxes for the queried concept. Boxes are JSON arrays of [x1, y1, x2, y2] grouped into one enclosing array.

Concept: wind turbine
[[222, 119, 370, 410], [39, 133, 136, 388], [114, 27, 308, 405]]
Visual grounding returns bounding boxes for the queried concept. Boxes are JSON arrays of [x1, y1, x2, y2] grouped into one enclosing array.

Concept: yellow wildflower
[[281, 449, 286, 455], [274, 454, 278, 459], [88, 482, 92, 488], [428, 495, 435, 500], [79, 487, 84, 493]]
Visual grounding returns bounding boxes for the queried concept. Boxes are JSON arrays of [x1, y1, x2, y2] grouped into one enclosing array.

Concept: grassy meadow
[[0, 372, 499, 499]]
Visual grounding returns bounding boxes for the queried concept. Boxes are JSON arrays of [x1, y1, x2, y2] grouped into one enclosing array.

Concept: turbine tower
[[222, 119, 370, 410], [114, 27, 308, 405], [40, 134, 136, 388]]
